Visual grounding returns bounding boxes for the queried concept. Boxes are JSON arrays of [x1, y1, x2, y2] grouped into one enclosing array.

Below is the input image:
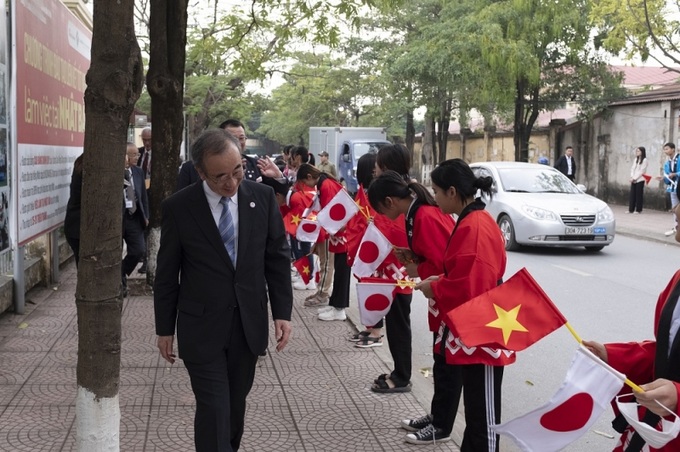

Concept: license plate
[[565, 226, 593, 235]]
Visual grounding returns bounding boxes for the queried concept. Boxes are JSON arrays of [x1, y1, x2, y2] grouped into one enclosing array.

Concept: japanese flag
[[356, 279, 395, 327], [491, 345, 625, 452], [316, 189, 359, 235], [352, 222, 393, 277], [296, 217, 321, 243]]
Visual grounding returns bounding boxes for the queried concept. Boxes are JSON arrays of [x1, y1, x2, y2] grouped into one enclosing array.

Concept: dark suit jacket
[[554, 154, 576, 178], [137, 147, 151, 179], [154, 180, 292, 363], [64, 165, 82, 240], [176, 161, 201, 192], [125, 165, 150, 222]]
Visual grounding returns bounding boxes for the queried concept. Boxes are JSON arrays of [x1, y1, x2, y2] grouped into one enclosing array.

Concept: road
[[404, 234, 679, 451]]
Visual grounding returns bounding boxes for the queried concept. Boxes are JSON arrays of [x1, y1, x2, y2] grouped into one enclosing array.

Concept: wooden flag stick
[[566, 322, 645, 393], [395, 279, 417, 289]]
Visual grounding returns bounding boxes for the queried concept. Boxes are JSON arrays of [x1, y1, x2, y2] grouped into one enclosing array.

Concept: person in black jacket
[[554, 146, 576, 181], [64, 154, 83, 266]]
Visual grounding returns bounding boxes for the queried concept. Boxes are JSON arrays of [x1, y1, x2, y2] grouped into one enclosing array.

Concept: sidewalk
[[0, 264, 458, 451], [0, 203, 674, 451]]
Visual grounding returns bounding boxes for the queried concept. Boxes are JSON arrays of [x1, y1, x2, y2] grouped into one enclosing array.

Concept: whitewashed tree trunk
[[76, 1, 143, 450]]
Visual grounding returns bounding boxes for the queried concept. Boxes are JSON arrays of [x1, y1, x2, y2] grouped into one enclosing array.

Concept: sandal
[[371, 378, 412, 393], [348, 330, 370, 342], [374, 373, 389, 384], [354, 335, 383, 348]]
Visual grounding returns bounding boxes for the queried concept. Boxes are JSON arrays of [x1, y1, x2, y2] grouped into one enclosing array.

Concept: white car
[[470, 162, 616, 252]]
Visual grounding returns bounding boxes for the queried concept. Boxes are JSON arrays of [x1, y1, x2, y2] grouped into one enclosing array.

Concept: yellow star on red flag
[[485, 304, 528, 345], [291, 214, 301, 225]]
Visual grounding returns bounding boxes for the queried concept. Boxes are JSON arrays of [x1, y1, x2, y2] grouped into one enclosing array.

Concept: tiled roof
[[611, 65, 680, 89]]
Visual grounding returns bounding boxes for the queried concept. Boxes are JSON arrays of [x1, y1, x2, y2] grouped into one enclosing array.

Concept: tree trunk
[[77, 1, 143, 450], [437, 97, 452, 164], [514, 79, 540, 163], [422, 114, 435, 165], [146, 1, 188, 286], [405, 108, 415, 153]]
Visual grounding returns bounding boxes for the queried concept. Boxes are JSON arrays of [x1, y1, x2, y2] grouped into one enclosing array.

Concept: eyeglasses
[[127, 153, 140, 158], [206, 167, 244, 184]]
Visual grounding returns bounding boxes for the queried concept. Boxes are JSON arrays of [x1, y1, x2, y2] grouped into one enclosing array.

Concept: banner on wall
[[11, 0, 91, 246]]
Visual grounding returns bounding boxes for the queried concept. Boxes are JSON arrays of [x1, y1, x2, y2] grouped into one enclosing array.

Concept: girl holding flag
[[295, 164, 352, 321], [366, 169, 459, 432], [410, 159, 515, 449]]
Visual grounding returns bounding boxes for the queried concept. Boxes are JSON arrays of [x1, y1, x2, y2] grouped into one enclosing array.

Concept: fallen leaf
[[18, 322, 28, 329]]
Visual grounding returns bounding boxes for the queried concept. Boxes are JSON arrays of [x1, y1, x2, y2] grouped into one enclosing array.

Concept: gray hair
[[191, 129, 240, 172]]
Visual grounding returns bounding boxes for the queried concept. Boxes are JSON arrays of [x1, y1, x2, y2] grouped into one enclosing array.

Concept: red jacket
[[410, 204, 455, 331], [606, 269, 680, 452], [430, 207, 515, 366]]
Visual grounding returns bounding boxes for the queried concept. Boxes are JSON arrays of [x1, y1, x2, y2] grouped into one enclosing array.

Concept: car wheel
[[584, 245, 604, 252], [498, 215, 520, 251]]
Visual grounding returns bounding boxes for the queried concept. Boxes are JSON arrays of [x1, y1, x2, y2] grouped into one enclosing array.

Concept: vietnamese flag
[[642, 173, 652, 185], [492, 345, 625, 451], [445, 267, 567, 351], [316, 188, 360, 235], [283, 211, 302, 237], [293, 256, 313, 284]]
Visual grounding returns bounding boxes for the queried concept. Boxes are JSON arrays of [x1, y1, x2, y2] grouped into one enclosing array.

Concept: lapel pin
[[250, 202, 256, 208]]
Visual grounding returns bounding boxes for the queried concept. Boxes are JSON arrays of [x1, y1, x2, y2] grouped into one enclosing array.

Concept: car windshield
[[497, 168, 581, 194], [353, 143, 382, 160]]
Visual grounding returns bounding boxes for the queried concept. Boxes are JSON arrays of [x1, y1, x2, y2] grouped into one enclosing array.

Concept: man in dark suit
[[122, 143, 150, 295], [155, 129, 293, 452], [137, 126, 152, 182], [555, 145, 576, 181]]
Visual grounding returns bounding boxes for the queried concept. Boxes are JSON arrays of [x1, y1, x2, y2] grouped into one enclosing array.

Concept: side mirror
[[342, 154, 351, 163]]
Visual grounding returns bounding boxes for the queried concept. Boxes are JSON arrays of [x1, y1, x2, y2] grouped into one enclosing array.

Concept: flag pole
[[565, 322, 645, 393]]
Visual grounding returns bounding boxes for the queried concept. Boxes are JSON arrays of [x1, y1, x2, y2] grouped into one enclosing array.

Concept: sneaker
[[404, 424, 450, 445], [304, 295, 329, 307], [317, 306, 334, 314], [318, 308, 346, 321], [305, 292, 318, 301], [633, 211, 640, 215], [293, 280, 317, 291], [401, 414, 433, 432], [665, 228, 677, 237], [354, 335, 383, 348]]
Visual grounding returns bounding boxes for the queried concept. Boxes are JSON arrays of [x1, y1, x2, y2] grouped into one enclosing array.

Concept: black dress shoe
[[138, 263, 147, 274]]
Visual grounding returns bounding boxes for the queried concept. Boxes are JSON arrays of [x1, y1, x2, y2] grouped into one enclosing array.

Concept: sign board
[[11, 0, 91, 246]]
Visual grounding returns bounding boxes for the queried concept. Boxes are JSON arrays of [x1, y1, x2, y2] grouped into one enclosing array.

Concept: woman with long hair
[[629, 146, 648, 214], [405, 159, 515, 449]]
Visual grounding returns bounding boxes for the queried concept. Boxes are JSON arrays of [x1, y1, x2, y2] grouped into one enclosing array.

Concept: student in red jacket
[[583, 206, 680, 452], [406, 159, 514, 449], [368, 170, 463, 436], [296, 164, 352, 321]]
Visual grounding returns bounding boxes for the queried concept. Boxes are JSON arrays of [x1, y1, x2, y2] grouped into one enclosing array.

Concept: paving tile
[[0, 405, 74, 451], [0, 352, 45, 384]]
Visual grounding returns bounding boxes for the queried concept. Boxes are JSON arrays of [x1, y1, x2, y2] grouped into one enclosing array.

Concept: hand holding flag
[[445, 268, 567, 351], [492, 345, 625, 452]]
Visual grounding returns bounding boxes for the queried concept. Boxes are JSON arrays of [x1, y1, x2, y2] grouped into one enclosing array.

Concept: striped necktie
[[218, 197, 236, 264]]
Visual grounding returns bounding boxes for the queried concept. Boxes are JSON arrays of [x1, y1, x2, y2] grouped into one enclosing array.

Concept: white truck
[[308, 127, 390, 194]]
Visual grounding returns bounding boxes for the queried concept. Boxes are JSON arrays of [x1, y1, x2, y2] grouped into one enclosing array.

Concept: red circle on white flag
[[540, 392, 593, 432], [365, 293, 390, 311], [301, 223, 317, 233], [358, 241, 379, 263], [329, 203, 347, 221]]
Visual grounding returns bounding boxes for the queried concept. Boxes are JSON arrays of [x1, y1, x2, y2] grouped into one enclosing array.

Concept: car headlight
[[521, 205, 558, 221], [598, 205, 615, 222]]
